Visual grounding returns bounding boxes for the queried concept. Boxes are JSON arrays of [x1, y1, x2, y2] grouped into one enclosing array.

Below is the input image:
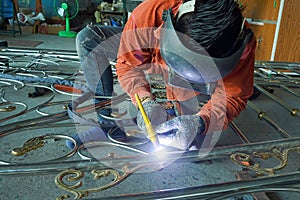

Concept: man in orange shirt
[[67, 0, 256, 150]]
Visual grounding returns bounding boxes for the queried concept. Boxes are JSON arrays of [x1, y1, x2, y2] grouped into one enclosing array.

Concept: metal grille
[[0, 48, 299, 200]]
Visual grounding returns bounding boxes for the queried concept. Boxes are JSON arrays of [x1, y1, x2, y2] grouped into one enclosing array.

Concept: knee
[[76, 25, 104, 57], [75, 27, 91, 55], [76, 29, 85, 45]]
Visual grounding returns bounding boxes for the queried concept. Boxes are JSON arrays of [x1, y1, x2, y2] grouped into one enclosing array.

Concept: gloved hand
[[155, 115, 205, 150], [137, 100, 168, 134]]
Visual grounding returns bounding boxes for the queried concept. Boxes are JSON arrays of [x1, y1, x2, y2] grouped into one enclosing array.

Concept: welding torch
[[135, 94, 160, 149]]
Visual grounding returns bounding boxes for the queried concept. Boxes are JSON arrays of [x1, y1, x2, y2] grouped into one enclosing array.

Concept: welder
[[66, 0, 256, 150]]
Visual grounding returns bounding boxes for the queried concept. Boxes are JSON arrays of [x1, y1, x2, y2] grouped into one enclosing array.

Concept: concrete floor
[[0, 31, 76, 50], [0, 32, 300, 200]]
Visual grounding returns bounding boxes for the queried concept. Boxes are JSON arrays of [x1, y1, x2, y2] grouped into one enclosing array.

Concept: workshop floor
[[0, 32, 300, 200], [0, 32, 76, 50]]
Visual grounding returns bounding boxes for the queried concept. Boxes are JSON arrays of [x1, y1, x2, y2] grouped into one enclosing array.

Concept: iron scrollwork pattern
[[55, 164, 146, 200], [231, 146, 300, 176]]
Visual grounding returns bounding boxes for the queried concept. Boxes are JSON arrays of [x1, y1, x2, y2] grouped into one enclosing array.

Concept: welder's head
[[175, 0, 244, 57], [160, 0, 252, 94]]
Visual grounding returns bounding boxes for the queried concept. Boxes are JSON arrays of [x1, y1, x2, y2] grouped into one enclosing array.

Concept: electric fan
[[53, 0, 79, 38]]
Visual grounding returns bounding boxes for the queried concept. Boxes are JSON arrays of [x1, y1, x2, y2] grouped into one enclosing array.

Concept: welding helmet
[[160, 3, 253, 95]]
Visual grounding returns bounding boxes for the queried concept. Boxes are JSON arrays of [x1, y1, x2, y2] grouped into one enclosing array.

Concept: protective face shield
[[160, 6, 253, 95]]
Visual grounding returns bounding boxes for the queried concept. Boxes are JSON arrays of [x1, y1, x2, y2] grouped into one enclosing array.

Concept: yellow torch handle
[[135, 94, 159, 147]]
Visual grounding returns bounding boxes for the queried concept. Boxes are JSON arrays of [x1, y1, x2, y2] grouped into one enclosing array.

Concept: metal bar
[[97, 172, 300, 200], [229, 122, 251, 144], [280, 85, 300, 99], [254, 83, 300, 118], [1, 137, 300, 175], [247, 101, 291, 138], [0, 48, 79, 61], [0, 111, 69, 137]]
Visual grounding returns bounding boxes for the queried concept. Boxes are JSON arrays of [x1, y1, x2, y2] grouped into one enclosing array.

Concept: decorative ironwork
[[11, 136, 45, 156], [153, 91, 167, 99], [1, 134, 78, 164], [149, 74, 164, 81], [0, 48, 300, 199], [0, 104, 16, 112], [55, 162, 145, 200], [151, 83, 166, 90], [231, 146, 300, 176]]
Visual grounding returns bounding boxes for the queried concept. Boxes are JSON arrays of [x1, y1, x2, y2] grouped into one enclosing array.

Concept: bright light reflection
[[152, 146, 169, 160]]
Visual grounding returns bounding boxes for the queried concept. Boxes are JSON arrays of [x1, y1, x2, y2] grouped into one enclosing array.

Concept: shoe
[[66, 126, 108, 149]]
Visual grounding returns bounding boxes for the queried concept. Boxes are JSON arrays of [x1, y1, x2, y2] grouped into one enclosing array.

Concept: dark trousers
[[76, 24, 123, 117]]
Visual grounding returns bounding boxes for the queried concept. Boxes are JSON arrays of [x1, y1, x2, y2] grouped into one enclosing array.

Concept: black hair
[[175, 0, 244, 57]]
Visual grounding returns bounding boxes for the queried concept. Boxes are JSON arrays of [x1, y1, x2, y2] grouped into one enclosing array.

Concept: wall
[[275, 0, 300, 62], [244, 0, 300, 62], [18, 0, 35, 13], [243, 0, 280, 61]]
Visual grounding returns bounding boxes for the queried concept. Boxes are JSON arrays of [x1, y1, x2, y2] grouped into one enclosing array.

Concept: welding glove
[[137, 100, 168, 134], [155, 115, 206, 150]]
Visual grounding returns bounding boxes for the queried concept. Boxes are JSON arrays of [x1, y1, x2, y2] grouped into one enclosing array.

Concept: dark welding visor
[[160, 9, 253, 94]]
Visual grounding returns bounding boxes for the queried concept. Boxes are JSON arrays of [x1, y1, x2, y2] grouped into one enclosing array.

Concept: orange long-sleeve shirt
[[116, 0, 256, 134]]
